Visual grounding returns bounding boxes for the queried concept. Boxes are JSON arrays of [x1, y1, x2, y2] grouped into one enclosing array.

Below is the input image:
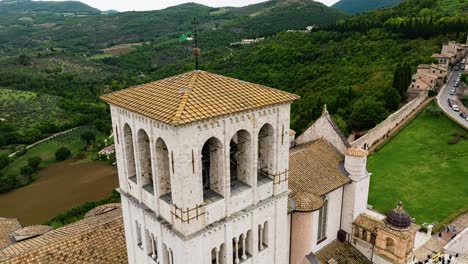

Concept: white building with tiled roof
[[102, 70, 299, 264]]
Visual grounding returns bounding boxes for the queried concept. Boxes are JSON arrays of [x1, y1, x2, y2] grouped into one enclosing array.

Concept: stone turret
[[344, 147, 368, 181], [341, 147, 370, 235]]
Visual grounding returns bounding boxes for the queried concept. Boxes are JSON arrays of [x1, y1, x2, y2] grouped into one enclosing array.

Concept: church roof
[[288, 139, 351, 212], [0, 218, 21, 249], [0, 205, 126, 263], [313, 240, 371, 264], [101, 70, 299, 126]]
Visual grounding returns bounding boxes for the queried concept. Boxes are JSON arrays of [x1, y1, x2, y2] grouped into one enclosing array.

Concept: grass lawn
[[368, 103, 468, 225]]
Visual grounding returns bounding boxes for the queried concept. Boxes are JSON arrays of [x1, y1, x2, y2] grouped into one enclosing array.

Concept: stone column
[[242, 234, 247, 260], [151, 235, 156, 259]]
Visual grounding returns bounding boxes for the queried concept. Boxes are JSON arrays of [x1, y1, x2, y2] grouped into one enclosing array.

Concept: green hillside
[[0, 0, 100, 52], [0, 0, 347, 54], [332, 0, 401, 14]]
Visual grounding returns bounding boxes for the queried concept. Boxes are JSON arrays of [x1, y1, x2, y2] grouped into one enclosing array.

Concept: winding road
[[436, 64, 468, 129]]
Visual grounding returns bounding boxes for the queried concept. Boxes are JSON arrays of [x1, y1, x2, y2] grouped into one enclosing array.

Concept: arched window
[[258, 124, 274, 182], [124, 124, 137, 183], [137, 129, 153, 190], [386, 237, 395, 254], [230, 130, 252, 193], [156, 138, 171, 199], [201, 137, 224, 200]]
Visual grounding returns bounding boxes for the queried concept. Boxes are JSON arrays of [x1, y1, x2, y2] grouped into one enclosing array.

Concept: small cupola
[[386, 201, 412, 230]]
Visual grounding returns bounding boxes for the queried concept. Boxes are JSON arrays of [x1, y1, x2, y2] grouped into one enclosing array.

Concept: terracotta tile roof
[[345, 147, 368, 157], [0, 205, 126, 263], [431, 64, 448, 72], [288, 139, 350, 212], [0, 218, 21, 249], [354, 214, 419, 240], [84, 203, 120, 219], [314, 240, 371, 264], [101, 70, 300, 126], [12, 225, 53, 242], [291, 191, 324, 212]]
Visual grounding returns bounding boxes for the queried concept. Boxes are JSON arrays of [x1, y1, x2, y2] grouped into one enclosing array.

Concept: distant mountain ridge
[[0, 0, 347, 53], [332, 0, 401, 14], [0, 0, 100, 14]]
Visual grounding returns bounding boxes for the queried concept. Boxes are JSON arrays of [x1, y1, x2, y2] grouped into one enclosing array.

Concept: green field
[[0, 127, 106, 188], [368, 104, 468, 225]]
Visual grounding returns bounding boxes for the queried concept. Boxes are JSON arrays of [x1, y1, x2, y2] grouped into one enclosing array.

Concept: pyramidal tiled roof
[[101, 70, 300, 126]]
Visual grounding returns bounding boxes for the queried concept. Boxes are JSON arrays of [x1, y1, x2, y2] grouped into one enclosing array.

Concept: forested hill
[[0, 0, 99, 13], [0, 0, 101, 50], [44, 0, 346, 51], [332, 0, 401, 14]]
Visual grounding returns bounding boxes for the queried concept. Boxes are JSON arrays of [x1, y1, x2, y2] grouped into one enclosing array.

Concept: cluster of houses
[[407, 40, 468, 99]]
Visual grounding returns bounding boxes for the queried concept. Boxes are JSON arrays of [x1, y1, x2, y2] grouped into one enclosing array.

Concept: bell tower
[[102, 71, 299, 264]]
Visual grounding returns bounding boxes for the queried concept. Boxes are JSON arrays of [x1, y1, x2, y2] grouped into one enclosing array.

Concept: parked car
[[452, 105, 460, 112], [454, 82, 459, 87], [460, 112, 467, 118], [448, 100, 453, 107]]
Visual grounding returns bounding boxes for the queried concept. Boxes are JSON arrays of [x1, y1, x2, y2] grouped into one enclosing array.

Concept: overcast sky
[[38, 0, 340, 12]]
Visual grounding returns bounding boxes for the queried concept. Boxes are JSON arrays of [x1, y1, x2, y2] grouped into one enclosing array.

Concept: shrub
[[20, 165, 35, 177], [461, 95, 468, 108], [27, 156, 42, 171], [55, 147, 72, 161], [0, 155, 10, 170], [15, 147, 27, 157], [0, 175, 17, 193], [428, 90, 438, 97], [426, 105, 441, 117]]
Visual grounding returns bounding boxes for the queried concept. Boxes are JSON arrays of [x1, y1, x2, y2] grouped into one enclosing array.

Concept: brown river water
[[0, 159, 119, 225]]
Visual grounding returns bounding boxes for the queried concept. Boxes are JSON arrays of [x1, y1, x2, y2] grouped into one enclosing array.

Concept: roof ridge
[[170, 71, 198, 125]]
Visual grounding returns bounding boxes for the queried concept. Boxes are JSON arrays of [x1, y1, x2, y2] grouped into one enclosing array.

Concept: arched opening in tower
[[229, 130, 252, 195], [201, 137, 224, 201], [257, 123, 274, 184], [137, 129, 153, 191]]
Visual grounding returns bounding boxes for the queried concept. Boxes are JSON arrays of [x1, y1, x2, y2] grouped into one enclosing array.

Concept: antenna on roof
[[192, 17, 200, 70]]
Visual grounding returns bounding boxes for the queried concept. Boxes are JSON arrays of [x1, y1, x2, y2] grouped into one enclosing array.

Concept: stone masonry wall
[[351, 92, 428, 150]]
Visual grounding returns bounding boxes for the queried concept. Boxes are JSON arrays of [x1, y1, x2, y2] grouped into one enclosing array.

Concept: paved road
[[437, 64, 468, 129]]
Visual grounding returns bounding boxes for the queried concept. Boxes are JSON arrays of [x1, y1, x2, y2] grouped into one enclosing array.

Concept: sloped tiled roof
[[0, 218, 21, 249], [11, 225, 52, 242], [291, 191, 324, 212], [314, 240, 371, 264], [0, 206, 126, 263], [288, 139, 350, 212], [101, 70, 300, 126], [431, 64, 448, 72]]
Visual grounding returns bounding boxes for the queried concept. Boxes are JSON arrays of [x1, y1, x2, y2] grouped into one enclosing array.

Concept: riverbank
[[0, 159, 118, 225]]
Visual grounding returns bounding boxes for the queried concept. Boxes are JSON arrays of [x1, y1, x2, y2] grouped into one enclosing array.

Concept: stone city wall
[[352, 92, 428, 150]]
